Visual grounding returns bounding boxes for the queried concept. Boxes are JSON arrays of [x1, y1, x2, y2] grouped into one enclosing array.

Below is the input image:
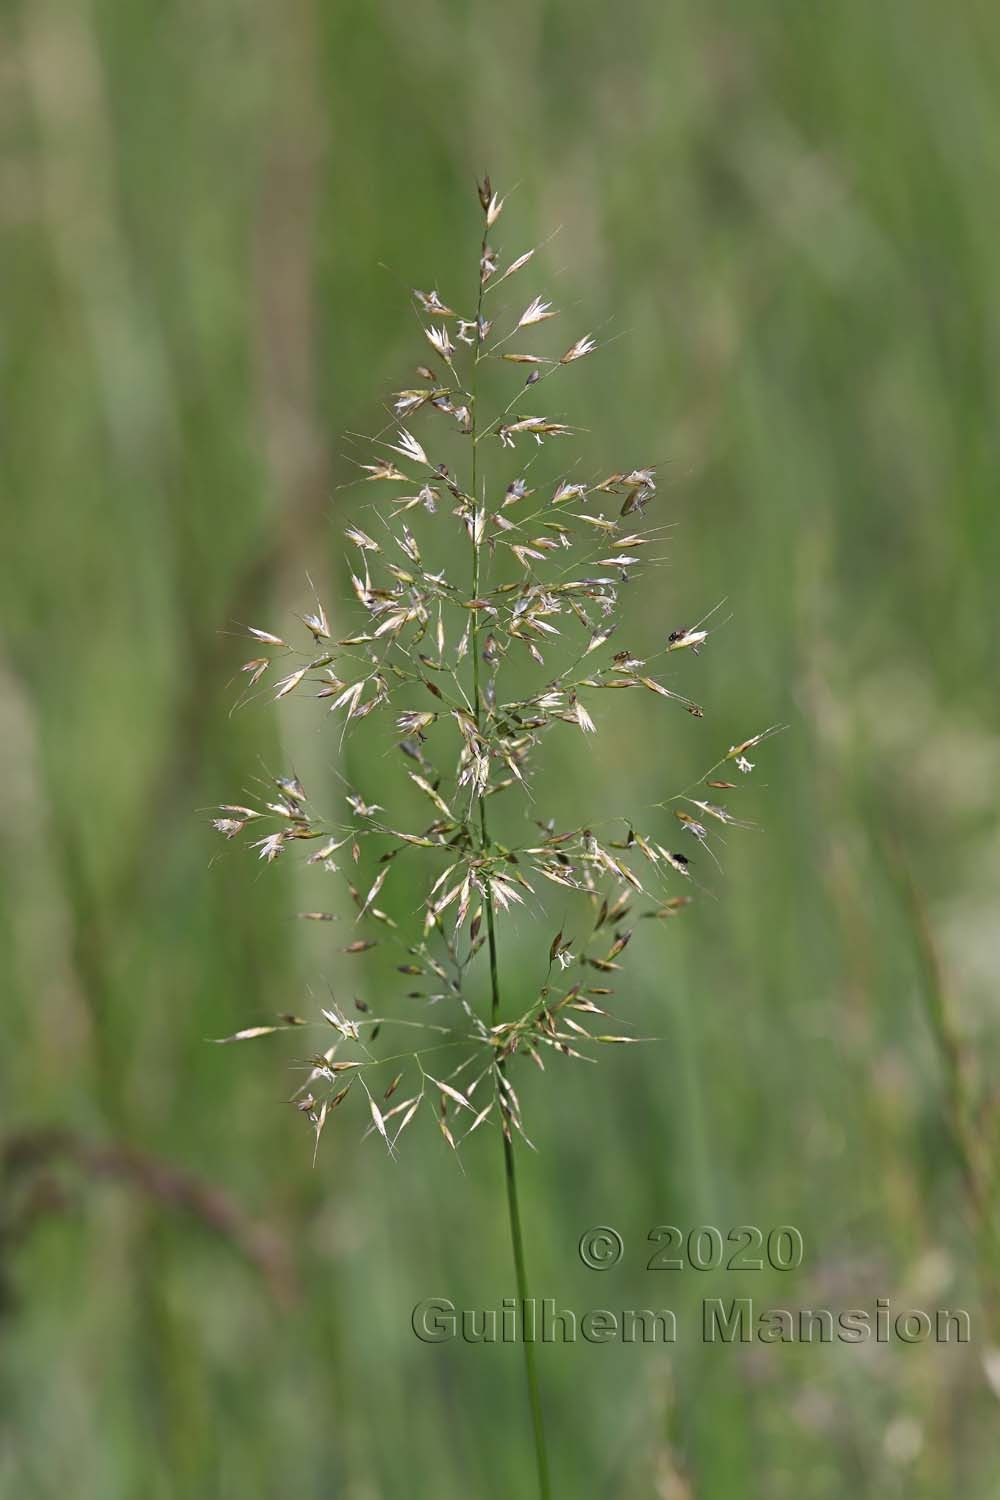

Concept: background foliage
[[2, 1, 999, 1494]]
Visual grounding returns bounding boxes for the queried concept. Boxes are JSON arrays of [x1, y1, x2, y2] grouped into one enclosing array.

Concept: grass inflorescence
[[213, 177, 778, 1496]]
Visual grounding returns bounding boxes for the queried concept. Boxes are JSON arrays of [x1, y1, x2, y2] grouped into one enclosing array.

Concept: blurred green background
[[3, 0, 1000, 1495]]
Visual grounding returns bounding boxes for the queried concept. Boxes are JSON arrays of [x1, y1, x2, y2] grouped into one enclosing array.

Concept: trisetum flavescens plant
[[212, 177, 779, 1498]]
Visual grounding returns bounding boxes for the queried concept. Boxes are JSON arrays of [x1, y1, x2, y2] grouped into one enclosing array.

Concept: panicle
[[212, 176, 776, 1160]]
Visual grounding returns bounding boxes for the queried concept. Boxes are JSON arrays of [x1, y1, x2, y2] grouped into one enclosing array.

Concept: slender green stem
[[882, 831, 1000, 1339], [469, 208, 552, 1499], [489, 908, 552, 1499], [485, 895, 501, 1024]]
